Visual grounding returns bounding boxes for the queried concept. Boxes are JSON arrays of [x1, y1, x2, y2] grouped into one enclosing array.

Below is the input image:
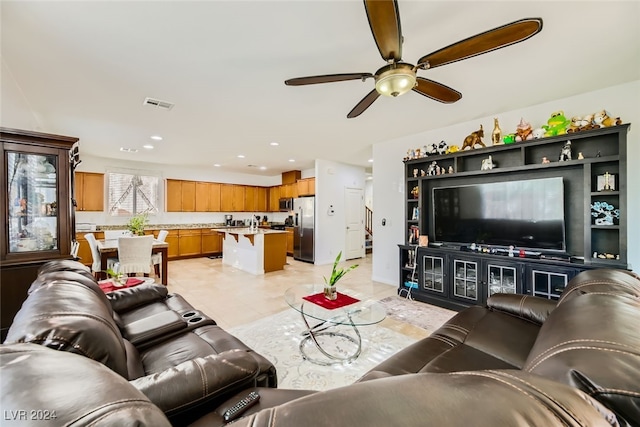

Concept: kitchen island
[[213, 227, 287, 274]]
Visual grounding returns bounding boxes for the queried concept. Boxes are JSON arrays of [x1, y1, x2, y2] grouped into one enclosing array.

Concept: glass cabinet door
[[453, 259, 478, 301], [487, 264, 517, 297], [7, 151, 59, 253], [421, 255, 444, 293]]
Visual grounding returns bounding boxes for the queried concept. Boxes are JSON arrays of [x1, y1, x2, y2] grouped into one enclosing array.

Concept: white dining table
[[96, 238, 169, 285]]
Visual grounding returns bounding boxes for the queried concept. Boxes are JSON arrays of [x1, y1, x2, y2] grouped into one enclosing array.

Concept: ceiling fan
[[285, 1, 542, 118]]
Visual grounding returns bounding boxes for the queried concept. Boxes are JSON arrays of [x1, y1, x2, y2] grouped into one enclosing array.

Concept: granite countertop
[[212, 227, 287, 235]]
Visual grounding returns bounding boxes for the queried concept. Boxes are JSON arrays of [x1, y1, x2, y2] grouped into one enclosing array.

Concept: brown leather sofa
[[3, 260, 278, 425], [3, 265, 639, 426]]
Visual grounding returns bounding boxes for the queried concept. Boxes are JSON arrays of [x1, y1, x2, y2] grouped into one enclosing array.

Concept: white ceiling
[[2, 1, 639, 177]]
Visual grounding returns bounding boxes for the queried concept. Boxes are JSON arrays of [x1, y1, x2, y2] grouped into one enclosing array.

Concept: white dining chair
[[104, 230, 130, 240], [84, 233, 117, 277], [117, 235, 154, 276], [151, 229, 169, 277]]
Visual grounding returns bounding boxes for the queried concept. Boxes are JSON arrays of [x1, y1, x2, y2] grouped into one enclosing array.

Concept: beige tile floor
[[165, 254, 430, 341]]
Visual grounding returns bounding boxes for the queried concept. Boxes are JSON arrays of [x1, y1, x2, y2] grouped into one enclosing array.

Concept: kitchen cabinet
[[209, 182, 221, 211], [181, 180, 196, 212], [297, 178, 315, 196], [165, 230, 179, 258], [269, 186, 281, 211], [245, 186, 268, 212], [202, 229, 223, 254], [195, 181, 211, 212], [1, 128, 77, 340], [221, 184, 245, 212], [286, 227, 294, 255], [280, 183, 298, 199], [166, 179, 183, 212], [178, 229, 202, 257], [75, 172, 104, 211], [75, 231, 104, 267]]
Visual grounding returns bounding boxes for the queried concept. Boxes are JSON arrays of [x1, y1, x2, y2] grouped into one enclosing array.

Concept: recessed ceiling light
[[150, 135, 163, 141], [259, 166, 267, 170], [237, 154, 245, 159], [368, 158, 373, 163], [366, 176, 373, 180], [213, 163, 221, 167], [120, 147, 138, 153], [270, 142, 279, 146], [288, 159, 295, 162], [143, 144, 154, 150]]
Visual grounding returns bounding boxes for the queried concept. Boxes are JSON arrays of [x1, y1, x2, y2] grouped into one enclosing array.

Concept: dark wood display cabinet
[[399, 124, 630, 310], [1, 128, 78, 340]]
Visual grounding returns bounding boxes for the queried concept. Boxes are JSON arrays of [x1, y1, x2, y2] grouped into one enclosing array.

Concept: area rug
[[228, 309, 417, 391], [378, 295, 457, 334]]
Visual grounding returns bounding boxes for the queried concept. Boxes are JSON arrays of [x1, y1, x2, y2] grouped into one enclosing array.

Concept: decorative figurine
[[427, 143, 439, 156], [577, 152, 584, 160], [592, 110, 622, 128], [446, 145, 459, 154], [420, 169, 426, 177], [448, 165, 454, 174], [515, 118, 534, 142], [542, 111, 570, 137], [541, 156, 550, 164], [461, 125, 486, 150], [437, 140, 449, 155], [559, 140, 572, 161], [532, 128, 545, 139], [413, 169, 418, 177], [481, 155, 495, 170], [503, 133, 516, 144], [411, 186, 419, 199], [427, 161, 437, 176], [491, 118, 502, 145]]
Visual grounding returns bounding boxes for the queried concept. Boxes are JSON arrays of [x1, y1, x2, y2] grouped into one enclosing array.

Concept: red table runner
[[302, 292, 360, 310], [98, 277, 145, 293]]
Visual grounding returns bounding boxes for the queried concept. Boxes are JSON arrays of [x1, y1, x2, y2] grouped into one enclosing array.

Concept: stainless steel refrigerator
[[293, 196, 315, 263]]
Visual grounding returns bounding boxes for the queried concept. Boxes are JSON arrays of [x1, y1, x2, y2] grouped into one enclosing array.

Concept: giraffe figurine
[[491, 118, 502, 145]]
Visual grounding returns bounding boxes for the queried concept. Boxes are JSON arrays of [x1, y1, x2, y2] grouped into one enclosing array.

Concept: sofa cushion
[[1, 343, 171, 427], [524, 291, 640, 424], [5, 275, 129, 377], [359, 305, 540, 380]]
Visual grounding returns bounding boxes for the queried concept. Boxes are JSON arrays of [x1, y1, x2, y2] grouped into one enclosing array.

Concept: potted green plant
[[323, 251, 358, 300], [127, 212, 149, 236]]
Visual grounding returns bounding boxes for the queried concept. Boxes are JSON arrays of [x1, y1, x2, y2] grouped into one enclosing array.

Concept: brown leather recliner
[[4, 260, 277, 425]]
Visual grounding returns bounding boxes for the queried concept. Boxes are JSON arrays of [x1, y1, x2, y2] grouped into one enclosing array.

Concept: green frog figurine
[[542, 111, 571, 137]]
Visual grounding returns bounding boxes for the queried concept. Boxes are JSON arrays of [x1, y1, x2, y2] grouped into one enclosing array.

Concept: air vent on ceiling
[[142, 97, 174, 110]]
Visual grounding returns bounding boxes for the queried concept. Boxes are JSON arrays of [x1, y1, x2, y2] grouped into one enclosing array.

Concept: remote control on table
[[222, 391, 260, 422]]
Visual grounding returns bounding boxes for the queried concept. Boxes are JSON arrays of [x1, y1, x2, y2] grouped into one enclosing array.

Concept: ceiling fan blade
[[285, 73, 373, 86], [412, 77, 462, 104], [347, 89, 380, 118], [364, 0, 402, 62], [417, 18, 543, 69]]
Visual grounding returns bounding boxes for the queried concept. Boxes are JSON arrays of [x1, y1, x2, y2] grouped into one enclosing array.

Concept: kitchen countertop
[[212, 227, 287, 235]]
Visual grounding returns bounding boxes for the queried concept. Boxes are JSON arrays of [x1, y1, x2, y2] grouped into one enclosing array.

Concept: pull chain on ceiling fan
[[285, 0, 542, 118]]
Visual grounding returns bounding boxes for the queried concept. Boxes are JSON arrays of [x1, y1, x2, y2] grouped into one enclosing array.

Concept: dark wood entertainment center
[[399, 124, 629, 311]]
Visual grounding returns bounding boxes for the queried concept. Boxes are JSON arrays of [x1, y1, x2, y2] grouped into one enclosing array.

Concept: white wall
[[1, 58, 42, 131], [372, 80, 640, 285], [314, 159, 366, 265]]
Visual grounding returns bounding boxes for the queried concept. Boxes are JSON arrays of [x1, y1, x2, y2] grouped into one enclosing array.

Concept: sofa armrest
[[129, 349, 259, 422], [487, 294, 557, 325], [106, 283, 169, 313]]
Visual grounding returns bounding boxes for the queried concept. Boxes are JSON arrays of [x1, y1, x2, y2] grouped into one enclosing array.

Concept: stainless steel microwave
[[279, 198, 293, 212]]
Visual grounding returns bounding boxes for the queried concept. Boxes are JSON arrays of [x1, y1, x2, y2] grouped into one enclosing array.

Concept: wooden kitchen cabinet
[[75, 231, 104, 267], [75, 172, 104, 211], [166, 179, 182, 212], [221, 184, 245, 212], [268, 186, 281, 212], [178, 229, 202, 257], [297, 177, 315, 196], [245, 186, 256, 212], [286, 227, 294, 256], [254, 186, 267, 211], [181, 181, 196, 212], [209, 183, 221, 211], [195, 181, 210, 212], [165, 230, 179, 258], [202, 229, 223, 254]]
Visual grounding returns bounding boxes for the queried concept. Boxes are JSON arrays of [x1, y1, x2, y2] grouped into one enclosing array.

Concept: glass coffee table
[[284, 284, 386, 365]]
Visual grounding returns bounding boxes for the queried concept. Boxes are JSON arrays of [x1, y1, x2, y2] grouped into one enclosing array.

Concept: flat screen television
[[433, 177, 566, 252]]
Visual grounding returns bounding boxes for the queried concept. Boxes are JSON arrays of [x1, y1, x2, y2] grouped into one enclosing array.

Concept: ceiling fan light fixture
[[375, 63, 416, 97]]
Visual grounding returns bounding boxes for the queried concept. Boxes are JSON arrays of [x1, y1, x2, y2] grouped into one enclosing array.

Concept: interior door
[[345, 187, 364, 260]]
